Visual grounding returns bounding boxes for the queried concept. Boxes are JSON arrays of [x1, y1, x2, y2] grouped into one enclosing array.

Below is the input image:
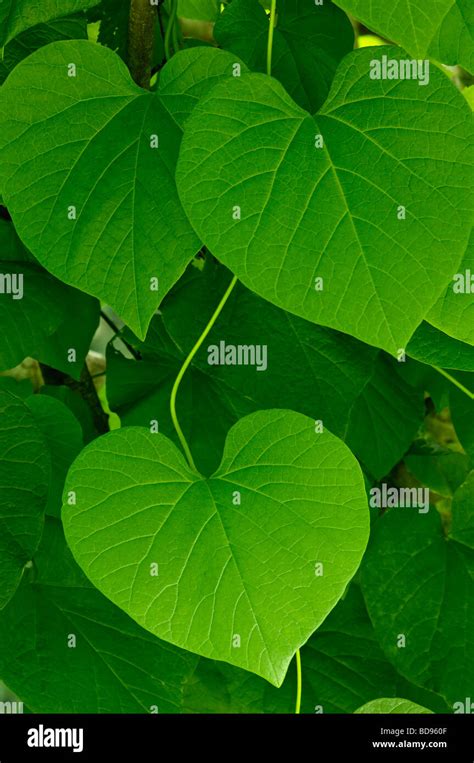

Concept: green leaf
[[450, 471, 474, 549], [407, 321, 474, 372], [41, 385, 98, 444], [183, 585, 449, 713], [361, 505, 474, 706], [0, 216, 34, 261], [63, 409, 369, 685], [214, 0, 353, 111], [0, 221, 100, 377], [0, 43, 246, 337], [427, 230, 474, 346], [0, 388, 49, 609], [405, 445, 470, 497], [0, 0, 99, 46], [107, 257, 377, 475], [354, 698, 432, 713], [345, 354, 425, 479], [299, 585, 447, 714], [450, 372, 474, 460], [177, 47, 473, 354], [36, 286, 100, 380], [26, 396, 83, 518], [0, 518, 198, 712], [0, 17, 88, 85], [334, 0, 474, 72]]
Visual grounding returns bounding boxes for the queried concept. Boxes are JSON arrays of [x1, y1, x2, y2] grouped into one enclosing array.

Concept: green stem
[[266, 0, 277, 76], [295, 648, 302, 713], [172, 12, 180, 53], [164, 0, 178, 60], [433, 366, 474, 399], [170, 274, 238, 471]]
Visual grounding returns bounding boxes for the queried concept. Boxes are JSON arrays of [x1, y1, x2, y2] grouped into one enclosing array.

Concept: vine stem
[[128, 0, 157, 89], [266, 0, 277, 76], [433, 366, 474, 399], [295, 648, 302, 713], [170, 274, 238, 471], [164, 0, 179, 60]]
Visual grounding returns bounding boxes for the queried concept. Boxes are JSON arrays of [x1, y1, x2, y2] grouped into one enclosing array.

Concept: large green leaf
[[354, 698, 432, 713], [334, 0, 474, 72], [0, 388, 49, 609], [63, 409, 369, 685], [0, 43, 246, 337], [361, 504, 474, 706], [0, 518, 198, 712], [427, 230, 474, 345], [177, 47, 473, 354], [407, 321, 474, 371], [214, 0, 353, 111], [26, 395, 83, 518], [0, 0, 98, 46], [107, 258, 377, 475]]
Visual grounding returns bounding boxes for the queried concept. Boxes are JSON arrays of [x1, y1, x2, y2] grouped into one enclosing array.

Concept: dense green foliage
[[0, 0, 472, 715]]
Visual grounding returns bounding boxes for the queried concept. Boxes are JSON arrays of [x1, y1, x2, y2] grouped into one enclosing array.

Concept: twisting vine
[[170, 271, 238, 472], [169, 0, 303, 714]]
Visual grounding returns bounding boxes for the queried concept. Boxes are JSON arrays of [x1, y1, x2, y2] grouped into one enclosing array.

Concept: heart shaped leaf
[[63, 409, 369, 685], [177, 46, 473, 354], [0, 43, 245, 337]]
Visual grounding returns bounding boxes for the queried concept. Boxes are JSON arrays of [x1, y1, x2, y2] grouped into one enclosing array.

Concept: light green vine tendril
[[267, 0, 277, 76], [433, 366, 474, 400], [170, 274, 238, 471], [164, 0, 178, 60], [295, 648, 302, 714]]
